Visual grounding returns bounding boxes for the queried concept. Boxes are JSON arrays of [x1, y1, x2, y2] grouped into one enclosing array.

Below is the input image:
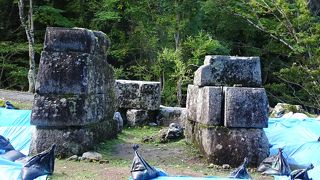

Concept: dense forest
[[0, 0, 319, 111]]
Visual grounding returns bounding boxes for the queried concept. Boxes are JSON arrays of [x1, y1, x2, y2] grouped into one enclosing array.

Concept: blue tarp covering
[[0, 108, 46, 180], [265, 117, 320, 179]]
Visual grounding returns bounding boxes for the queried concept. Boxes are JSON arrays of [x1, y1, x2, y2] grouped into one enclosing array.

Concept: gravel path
[[0, 89, 34, 103]]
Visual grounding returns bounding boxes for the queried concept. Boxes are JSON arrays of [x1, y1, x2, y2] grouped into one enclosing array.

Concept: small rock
[[207, 163, 215, 168], [82, 151, 102, 161], [155, 123, 184, 143], [113, 112, 123, 132], [166, 123, 184, 140], [66, 155, 78, 161], [99, 160, 109, 164], [148, 122, 158, 127], [142, 136, 154, 143], [222, 164, 230, 170], [270, 103, 304, 118], [249, 168, 255, 173]]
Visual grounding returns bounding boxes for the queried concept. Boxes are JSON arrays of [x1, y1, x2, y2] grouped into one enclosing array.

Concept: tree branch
[[234, 12, 295, 51]]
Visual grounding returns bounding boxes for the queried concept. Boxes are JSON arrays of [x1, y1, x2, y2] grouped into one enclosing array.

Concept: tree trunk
[[174, 15, 180, 50], [176, 77, 182, 107], [18, 0, 36, 93], [174, 0, 181, 50]]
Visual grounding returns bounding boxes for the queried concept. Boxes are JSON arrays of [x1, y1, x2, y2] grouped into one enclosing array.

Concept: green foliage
[[0, 41, 43, 90], [243, 0, 319, 109], [34, 6, 75, 27], [183, 32, 230, 66], [0, 0, 319, 110]]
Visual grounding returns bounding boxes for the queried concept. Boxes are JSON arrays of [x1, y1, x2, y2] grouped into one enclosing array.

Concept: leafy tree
[[231, 0, 320, 110]]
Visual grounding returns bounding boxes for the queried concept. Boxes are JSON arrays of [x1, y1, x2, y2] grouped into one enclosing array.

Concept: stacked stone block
[[156, 105, 187, 127], [30, 27, 117, 157], [115, 80, 161, 126], [186, 55, 269, 167]]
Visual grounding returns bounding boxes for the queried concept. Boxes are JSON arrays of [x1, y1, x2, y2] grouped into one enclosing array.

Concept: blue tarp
[[0, 108, 46, 180], [265, 117, 320, 179]]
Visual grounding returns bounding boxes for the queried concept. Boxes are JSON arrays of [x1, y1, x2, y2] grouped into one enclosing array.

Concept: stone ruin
[[115, 80, 187, 127], [30, 27, 117, 157], [115, 80, 160, 126], [185, 55, 270, 167]]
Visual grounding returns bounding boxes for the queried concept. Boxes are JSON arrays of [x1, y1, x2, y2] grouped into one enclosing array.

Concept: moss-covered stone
[[191, 122, 269, 167], [30, 119, 117, 158], [269, 103, 305, 118], [194, 55, 262, 87]]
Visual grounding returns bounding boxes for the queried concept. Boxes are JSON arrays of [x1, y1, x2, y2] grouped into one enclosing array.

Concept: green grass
[[96, 126, 162, 164]]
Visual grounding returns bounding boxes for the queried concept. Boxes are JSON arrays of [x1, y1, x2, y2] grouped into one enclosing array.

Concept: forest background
[[0, 0, 319, 112]]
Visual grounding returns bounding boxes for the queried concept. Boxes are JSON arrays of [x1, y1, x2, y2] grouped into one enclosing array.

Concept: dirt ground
[[0, 89, 34, 104], [52, 142, 273, 180]]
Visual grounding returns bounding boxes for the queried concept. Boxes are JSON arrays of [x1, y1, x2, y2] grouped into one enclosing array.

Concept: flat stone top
[[204, 55, 260, 65], [44, 27, 109, 54], [224, 86, 265, 91], [116, 79, 160, 85], [160, 105, 186, 111]]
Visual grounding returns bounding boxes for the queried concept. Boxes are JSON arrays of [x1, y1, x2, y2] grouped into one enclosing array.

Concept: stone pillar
[[185, 55, 269, 167], [30, 27, 117, 157]]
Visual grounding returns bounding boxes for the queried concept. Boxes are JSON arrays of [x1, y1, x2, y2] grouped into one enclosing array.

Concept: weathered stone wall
[[185, 55, 269, 167], [30, 27, 117, 157], [115, 80, 161, 126]]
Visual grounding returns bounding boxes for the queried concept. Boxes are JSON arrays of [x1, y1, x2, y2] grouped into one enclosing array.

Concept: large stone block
[[35, 51, 115, 95], [186, 85, 223, 126], [30, 120, 117, 157], [30, 127, 94, 157], [186, 85, 199, 121], [126, 109, 157, 126], [115, 80, 160, 110], [44, 27, 108, 54], [156, 105, 187, 127], [140, 82, 161, 110], [31, 93, 115, 127], [194, 55, 262, 87], [224, 87, 268, 128], [196, 86, 223, 126], [191, 123, 269, 167]]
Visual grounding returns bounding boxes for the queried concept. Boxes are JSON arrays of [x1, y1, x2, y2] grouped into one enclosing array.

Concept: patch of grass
[[96, 126, 161, 166], [118, 126, 162, 143], [49, 160, 112, 180]]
